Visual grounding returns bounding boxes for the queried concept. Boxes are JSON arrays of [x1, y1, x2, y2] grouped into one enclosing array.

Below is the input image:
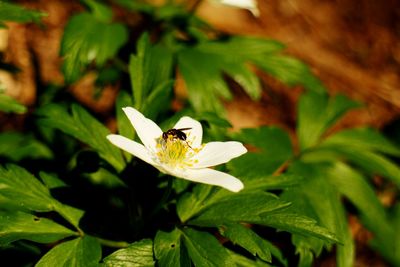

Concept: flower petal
[[191, 141, 247, 168], [123, 107, 163, 151], [216, 0, 259, 16], [173, 116, 203, 148], [168, 167, 244, 192], [107, 134, 156, 166]]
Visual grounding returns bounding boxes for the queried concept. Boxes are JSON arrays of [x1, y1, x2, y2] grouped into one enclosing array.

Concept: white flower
[[213, 0, 259, 17], [107, 107, 247, 192]]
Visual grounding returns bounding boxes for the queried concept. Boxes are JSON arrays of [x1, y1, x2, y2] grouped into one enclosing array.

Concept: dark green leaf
[[36, 104, 125, 171], [103, 239, 154, 267], [0, 2, 46, 24], [297, 92, 361, 150], [61, 13, 128, 83], [194, 112, 232, 128], [0, 132, 52, 161], [182, 227, 235, 266], [228, 127, 293, 178], [253, 54, 325, 93], [0, 94, 27, 114], [35, 236, 101, 267], [114, 0, 154, 14], [154, 229, 190, 267], [0, 210, 76, 246], [219, 223, 272, 262]]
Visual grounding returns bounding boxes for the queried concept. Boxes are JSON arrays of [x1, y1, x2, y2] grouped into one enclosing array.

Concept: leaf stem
[[151, 176, 173, 217], [96, 237, 130, 248]]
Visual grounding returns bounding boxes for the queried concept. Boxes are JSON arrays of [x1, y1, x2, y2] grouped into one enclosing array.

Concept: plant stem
[[151, 176, 173, 217]]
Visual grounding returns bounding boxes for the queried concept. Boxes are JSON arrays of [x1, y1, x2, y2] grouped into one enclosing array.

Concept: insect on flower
[[162, 128, 193, 148]]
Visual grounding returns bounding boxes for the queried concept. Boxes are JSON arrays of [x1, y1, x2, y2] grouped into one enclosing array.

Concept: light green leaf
[[0, 164, 84, 228], [197, 36, 284, 60], [228, 127, 293, 178], [0, 164, 54, 212], [253, 54, 325, 93], [189, 192, 291, 226], [36, 104, 125, 171], [82, 0, 113, 22], [129, 34, 173, 111], [330, 147, 400, 187], [182, 228, 235, 267], [320, 127, 400, 156], [326, 163, 394, 249], [284, 162, 354, 267], [178, 48, 233, 114], [154, 229, 190, 267], [0, 132, 53, 161], [103, 239, 154, 267], [39, 172, 67, 189], [177, 185, 215, 222], [0, 210, 76, 246], [35, 236, 101, 267], [227, 249, 272, 267], [219, 223, 272, 262], [0, 1, 46, 25], [0, 94, 27, 114], [297, 92, 361, 150], [61, 12, 128, 83], [254, 211, 339, 244]]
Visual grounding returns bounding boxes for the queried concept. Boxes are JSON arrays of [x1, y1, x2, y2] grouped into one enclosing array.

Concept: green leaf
[[227, 249, 272, 267], [189, 192, 291, 226], [82, 0, 113, 22], [129, 34, 173, 111], [36, 104, 125, 171], [154, 229, 190, 267], [0, 164, 54, 212], [182, 228, 235, 267], [39, 172, 67, 189], [254, 211, 339, 243], [178, 48, 233, 112], [61, 13, 128, 83], [177, 185, 215, 222], [326, 163, 394, 249], [297, 92, 361, 150], [0, 94, 27, 114], [228, 127, 293, 178], [0, 132, 53, 161], [35, 236, 101, 267], [0, 210, 76, 246], [197, 36, 284, 60], [103, 239, 154, 267], [0, 1, 46, 25], [284, 162, 354, 267], [253, 54, 325, 93], [0, 164, 84, 228], [320, 127, 400, 156], [219, 223, 272, 262], [327, 146, 400, 187], [242, 174, 302, 192]]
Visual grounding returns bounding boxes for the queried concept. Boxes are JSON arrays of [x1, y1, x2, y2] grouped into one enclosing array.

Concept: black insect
[[162, 128, 192, 142]]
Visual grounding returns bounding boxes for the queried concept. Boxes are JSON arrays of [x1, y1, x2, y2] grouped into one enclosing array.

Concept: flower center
[[155, 135, 201, 169]]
